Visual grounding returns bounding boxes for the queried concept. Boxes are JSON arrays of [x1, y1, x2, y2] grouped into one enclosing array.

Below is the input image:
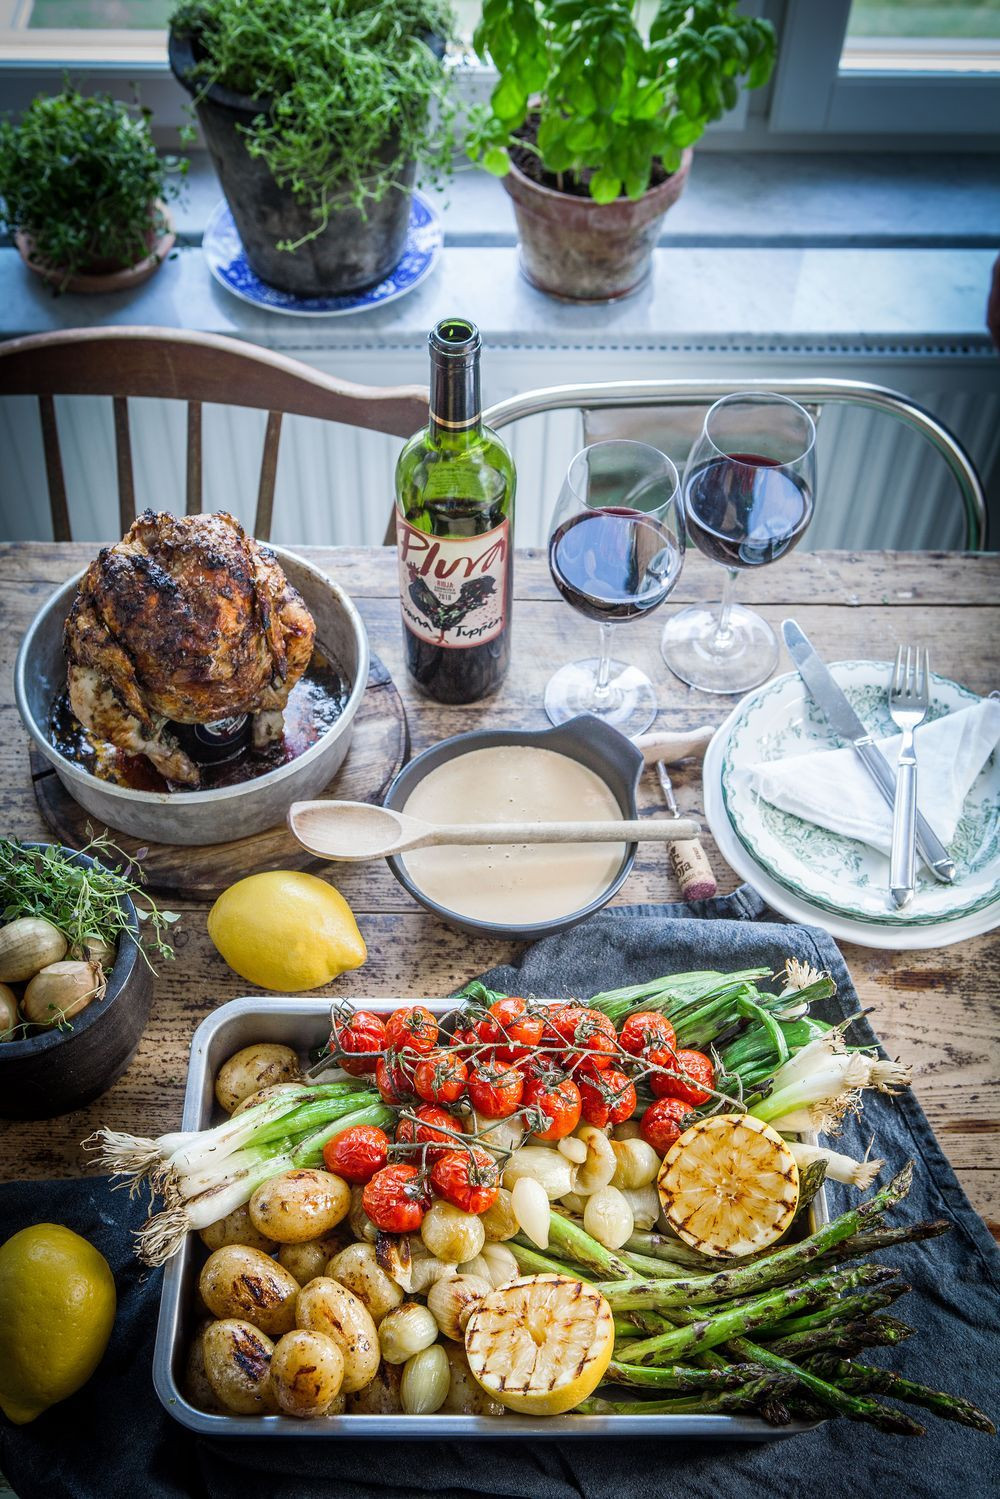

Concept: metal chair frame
[[484, 377, 988, 550]]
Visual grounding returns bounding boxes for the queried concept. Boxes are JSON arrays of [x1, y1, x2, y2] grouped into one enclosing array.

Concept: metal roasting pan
[[14, 547, 369, 846], [153, 996, 825, 1440]]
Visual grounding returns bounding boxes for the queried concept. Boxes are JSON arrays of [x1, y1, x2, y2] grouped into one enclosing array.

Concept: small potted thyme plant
[[0, 86, 184, 295], [169, 0, 456, 297]]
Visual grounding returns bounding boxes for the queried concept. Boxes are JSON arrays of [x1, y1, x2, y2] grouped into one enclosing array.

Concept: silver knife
[[781, 620, 956, 884]]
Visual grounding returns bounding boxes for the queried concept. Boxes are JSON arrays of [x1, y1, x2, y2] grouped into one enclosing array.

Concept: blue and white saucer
[[203, 191, 442, 317]]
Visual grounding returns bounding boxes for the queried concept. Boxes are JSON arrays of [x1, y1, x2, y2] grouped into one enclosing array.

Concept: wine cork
[[669, 839, 718, 902]]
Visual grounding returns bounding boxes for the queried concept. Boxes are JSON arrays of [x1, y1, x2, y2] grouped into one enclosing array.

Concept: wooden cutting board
[[28, 651, 409, 900]]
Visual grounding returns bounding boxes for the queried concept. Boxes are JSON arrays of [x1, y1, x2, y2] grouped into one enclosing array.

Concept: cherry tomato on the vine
[[322, 1124, 389, 1184], [395, 1103, 463, 1162], [563, 1008, 617, 1075], [413, 1049, 468, 1106], [467, 1061, 524, 1119], [384, 1005, 438, 1055], [376, 1055, 413, 1105], [522, 1073, 582, 1141], [474, 997, 545, 1061], [618, 1011, 676, 1058], [578, 1067, 637, 1128], [542, 1004, 585, 1048], [430, 1147, 500, 1214], [640, 1097, 694, 1155], [332, 1008, 386, 1076], [648, 1047, 714, 1106], [362, 1163, 430, 1232]]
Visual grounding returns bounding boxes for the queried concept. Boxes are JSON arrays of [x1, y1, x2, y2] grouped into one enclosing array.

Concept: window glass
[[24, 0, 172, 24], [842, 0, 1000, 71]]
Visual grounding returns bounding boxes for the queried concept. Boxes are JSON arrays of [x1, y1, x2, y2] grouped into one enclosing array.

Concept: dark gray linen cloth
[[2, 891, 997, 1499]]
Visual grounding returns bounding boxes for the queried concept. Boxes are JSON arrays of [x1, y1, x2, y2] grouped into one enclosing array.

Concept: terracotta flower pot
[[15, 204, 175, 295], [503, 147, 693, 302]]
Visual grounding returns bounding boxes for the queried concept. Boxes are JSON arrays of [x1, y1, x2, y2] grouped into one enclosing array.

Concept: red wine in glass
[[684, 452, 813, 570], [549, 506, 682, 622], [660, 392, 817, 694]]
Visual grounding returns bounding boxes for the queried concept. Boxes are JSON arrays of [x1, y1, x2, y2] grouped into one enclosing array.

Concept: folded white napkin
[[737, 696, 1000, 856]]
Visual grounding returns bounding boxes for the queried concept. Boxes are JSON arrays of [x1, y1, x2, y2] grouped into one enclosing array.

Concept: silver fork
[[888, 645, 930, 909]]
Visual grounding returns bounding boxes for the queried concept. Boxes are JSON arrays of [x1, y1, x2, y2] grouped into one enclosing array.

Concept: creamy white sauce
[[401, 745, 626, 924]]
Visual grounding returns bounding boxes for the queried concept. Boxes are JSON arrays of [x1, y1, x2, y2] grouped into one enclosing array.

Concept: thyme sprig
[[0, 834, 179, 973]]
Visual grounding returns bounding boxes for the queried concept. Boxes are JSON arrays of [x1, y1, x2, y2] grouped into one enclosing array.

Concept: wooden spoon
[[288, 800, 701, 862]]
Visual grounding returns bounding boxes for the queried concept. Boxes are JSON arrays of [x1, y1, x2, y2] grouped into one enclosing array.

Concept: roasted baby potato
[[214, 1043, 301, 1115], [182, 1319, 224, 1413], [269, 1328, 345, 1418], [248, 1168, 350, 1244], [440, 1343, 506, 1416], [277, 1232, 346, 1286], [345, 1360, 403, 1414], [295, 1276, 380, 1393], [199, 1202, 278, 1256], [198, 1244, 299, 1336], [325, 1242, 403, 1324], [202, 1319, 276, 1415]]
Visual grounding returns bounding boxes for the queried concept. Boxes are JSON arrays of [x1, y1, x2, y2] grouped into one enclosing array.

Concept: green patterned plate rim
[[720, 662, 1000, 926]]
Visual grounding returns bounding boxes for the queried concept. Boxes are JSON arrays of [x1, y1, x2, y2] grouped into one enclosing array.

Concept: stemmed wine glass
[[545, 440, 684, 736], [660, 392, 817, 695]]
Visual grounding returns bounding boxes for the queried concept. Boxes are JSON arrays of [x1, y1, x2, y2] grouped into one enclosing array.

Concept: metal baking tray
[[153, 996, 824, 1440]]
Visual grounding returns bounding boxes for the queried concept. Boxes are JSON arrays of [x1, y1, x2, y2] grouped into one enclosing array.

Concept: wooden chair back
[[0, 326, 428, 542]]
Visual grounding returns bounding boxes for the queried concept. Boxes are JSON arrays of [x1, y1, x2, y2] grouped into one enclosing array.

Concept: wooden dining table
[[2, 542, 998, 1242]]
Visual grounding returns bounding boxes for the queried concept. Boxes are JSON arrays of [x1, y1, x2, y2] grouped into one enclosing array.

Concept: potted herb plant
[[0, 87, 184, 295], [169, 0, 455, 297], [468, 0, 775, 300]]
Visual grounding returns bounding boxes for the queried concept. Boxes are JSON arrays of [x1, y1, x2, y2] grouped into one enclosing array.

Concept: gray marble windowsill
[[162, 149, 1000, 251], [0, 151, 996, 352], [1, 244, 995, 355]]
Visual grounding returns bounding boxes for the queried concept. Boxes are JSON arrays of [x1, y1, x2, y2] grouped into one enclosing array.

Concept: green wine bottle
[[394, 317, 516, 704]]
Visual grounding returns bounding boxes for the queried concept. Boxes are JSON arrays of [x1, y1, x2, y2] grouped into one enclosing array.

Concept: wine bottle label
[[397, 515, 509, 649]]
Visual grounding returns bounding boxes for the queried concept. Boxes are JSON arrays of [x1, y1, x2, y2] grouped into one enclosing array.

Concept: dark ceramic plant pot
[[169, 30, 416, 297], [503, 146, 693, 302], [0, 846, 154, 1120]]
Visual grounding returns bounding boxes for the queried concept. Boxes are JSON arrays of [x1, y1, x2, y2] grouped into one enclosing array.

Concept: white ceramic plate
[[719, 663, 1000, 926], [203, 192, 442, 317], [704, 712, 1000, 951]]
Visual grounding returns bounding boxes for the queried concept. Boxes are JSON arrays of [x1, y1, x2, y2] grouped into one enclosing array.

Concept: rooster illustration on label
[[406, 564, 497, 645]]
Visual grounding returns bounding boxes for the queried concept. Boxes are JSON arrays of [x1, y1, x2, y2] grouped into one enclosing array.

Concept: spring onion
[[748, 1030, 911, 1129], [785, 1138, 885, 1189], [89, 1087, 393, 1264]]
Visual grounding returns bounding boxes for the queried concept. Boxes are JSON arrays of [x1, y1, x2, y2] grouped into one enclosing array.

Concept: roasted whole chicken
[[64, 510, 315, 787]]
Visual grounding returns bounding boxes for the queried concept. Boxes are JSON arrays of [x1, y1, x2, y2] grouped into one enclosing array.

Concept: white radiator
[[1, 346, 995, 549]]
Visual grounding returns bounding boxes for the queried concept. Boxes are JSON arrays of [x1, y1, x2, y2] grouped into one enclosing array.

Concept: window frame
[[0, 0, 997, 145], [769, 0, 1000, 136]]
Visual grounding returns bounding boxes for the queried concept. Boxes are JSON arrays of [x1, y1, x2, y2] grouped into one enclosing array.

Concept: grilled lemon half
[[657, 1113, 799, 1258], [464, 1273, 614, 1415]]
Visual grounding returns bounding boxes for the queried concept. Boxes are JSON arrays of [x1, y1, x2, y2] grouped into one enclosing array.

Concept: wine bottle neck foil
[[429, 317, 482, 434]]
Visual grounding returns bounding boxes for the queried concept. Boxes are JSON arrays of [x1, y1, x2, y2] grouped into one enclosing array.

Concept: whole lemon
[[208, 870, 367, 991], [0, 1223, 116, 1424]]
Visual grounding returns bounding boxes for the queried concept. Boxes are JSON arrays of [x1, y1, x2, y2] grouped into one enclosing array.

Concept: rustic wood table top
[[2, 543, 998, 1241]]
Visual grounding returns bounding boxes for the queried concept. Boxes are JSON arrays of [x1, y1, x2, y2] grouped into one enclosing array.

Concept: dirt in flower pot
[[503, 121, 692, 303]]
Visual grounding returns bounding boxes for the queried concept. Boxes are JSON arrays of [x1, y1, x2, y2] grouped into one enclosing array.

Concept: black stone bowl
[[383, 714, 645, 941], [0, 845, 154, 1120]]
